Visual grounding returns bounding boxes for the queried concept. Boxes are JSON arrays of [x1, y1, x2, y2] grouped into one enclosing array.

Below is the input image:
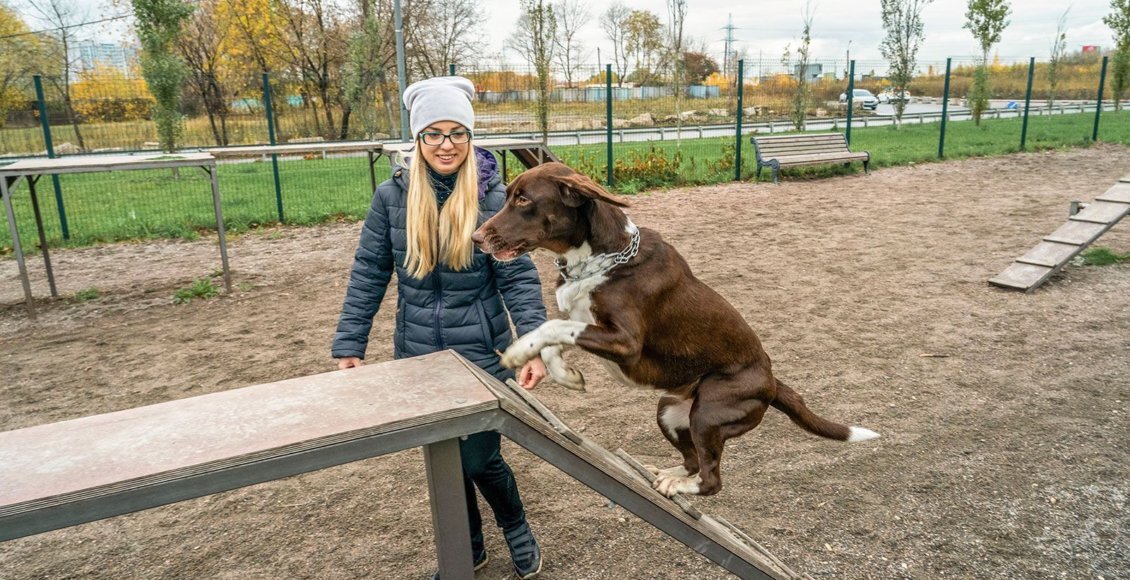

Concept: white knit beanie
[[402, 76, 476, 137]]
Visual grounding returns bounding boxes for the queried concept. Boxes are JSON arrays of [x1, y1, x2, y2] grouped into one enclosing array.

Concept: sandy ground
[[2, 144, 1128, 579]]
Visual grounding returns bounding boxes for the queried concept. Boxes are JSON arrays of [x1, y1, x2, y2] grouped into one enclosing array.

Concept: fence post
[[1020, 57, 1034, 150], [606, 64, 613, 188], [262, 72, 284, 223], [33, 75, 69, 241], [939, 58, 952, 159], [1093, 55, 1108, 142], [734, 59, 744, 181], [449, 64, 456, 76], [845, 60, 856, 146]]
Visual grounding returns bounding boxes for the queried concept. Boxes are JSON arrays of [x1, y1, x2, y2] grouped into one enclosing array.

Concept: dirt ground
[[2, 144, 1128, 579]]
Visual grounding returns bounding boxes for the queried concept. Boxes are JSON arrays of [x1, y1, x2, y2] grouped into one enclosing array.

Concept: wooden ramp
[[991, 174, 1130, 292], [1, 351, 805, 579]]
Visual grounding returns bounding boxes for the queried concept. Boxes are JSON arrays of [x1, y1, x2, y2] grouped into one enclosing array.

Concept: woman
[[332, 76, 546, 579]]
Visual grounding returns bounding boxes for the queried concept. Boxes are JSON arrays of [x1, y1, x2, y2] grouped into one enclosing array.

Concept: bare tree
[[178, 0, 232, 145], [274, 0, 348, 138], [785, 2, 815, 132], [1047, 7, 1068, 109], [600, 1, 630, 86], [507, 0, 555, 142], [407, 0, 484, 77], [879, 0, 932, 125], [552, 0, 590, 87], [26, 0, 87, 150]]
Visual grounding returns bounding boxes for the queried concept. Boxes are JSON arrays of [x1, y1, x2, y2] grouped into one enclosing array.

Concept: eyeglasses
[[419, 130, 472, 146]]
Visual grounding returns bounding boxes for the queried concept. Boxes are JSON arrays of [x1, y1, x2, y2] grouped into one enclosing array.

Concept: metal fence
[[0, 54, 1122, 253]]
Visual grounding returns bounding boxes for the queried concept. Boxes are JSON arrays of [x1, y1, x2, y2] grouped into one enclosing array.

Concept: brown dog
[[472, 162, 879, 497]]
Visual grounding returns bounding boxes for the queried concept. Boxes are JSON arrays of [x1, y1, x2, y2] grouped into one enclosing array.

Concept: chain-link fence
[[1, 53, 1124, 254]]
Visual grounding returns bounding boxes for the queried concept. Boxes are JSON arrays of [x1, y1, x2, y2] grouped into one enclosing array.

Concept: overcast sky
[[22, 0, 1120, 69]]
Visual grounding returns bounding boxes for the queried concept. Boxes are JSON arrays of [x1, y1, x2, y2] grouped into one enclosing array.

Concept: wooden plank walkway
[[2, 350, 808, 579], [990, 174, 1130, 292]]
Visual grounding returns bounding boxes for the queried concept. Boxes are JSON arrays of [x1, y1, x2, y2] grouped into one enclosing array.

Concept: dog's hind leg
[[657, 370, 773, 497], [647, 396, 699, 481]]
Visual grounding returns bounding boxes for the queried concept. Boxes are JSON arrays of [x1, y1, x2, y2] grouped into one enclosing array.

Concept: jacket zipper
[[431, 270, 445, 349]]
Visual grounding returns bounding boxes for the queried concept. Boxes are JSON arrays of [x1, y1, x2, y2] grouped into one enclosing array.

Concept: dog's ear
[[553, 172, 631, 208]]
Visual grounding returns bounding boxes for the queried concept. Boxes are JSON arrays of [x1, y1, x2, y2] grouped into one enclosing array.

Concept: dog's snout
[[471, 227, 486, 246]]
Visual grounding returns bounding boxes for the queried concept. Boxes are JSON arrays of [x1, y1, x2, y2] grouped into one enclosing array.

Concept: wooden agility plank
[[1096, 182, 1130, 204], [1017, 241, 1084, 268], [613, 448, 702, 520], [1043, 220, 1107, 245], [502, 379, 584, 444], [989, 262, 1054, 291], [1070, 200, 1130, 224]]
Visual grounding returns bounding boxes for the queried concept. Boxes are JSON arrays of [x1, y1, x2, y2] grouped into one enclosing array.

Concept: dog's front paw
[[554, 366, 586, 391], [500, 340, 538, 370]]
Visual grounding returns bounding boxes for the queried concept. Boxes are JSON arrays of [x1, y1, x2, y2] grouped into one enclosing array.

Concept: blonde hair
[[404, 141, 480, 279]]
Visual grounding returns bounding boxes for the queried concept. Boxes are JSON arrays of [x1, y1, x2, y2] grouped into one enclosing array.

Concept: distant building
[[792, 63, 823, 81], [71, 40, 139, 75]]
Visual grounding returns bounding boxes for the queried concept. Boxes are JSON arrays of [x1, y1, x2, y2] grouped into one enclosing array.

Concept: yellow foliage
[[466, 71, 538, 92], [71, 66, 155, 122], [703, 72, 730, 88]]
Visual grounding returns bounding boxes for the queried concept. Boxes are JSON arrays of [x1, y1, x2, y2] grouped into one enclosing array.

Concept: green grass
[[173, 277, 220, 304], [1, 109, 1127, 253], [1079, 247, 1130, 266], [72, 287, 100, 301]]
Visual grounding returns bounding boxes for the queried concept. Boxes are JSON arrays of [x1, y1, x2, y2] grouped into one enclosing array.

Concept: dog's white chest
[[556, 275, 605, 323], [556, 274, 654, 390]]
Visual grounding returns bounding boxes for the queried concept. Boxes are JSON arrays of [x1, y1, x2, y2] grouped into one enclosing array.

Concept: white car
[[838, 89, 879, 110], [878, 88, 912, 104]]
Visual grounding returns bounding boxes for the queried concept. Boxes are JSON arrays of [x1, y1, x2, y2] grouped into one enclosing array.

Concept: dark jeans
[[459, 431, 526, 535]]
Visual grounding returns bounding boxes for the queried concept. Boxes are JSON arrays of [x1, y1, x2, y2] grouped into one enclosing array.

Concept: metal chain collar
[[554, 220, 641, 282]]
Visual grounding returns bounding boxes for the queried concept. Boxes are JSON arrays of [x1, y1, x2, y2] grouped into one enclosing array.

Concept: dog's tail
[[770, 380, 880, 442]]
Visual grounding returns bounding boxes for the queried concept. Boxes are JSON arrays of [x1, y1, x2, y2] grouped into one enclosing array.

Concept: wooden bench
[[750, 133, 870, 184]]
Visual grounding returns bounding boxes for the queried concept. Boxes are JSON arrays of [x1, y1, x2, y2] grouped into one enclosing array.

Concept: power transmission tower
[[721, 14, 737, 82]]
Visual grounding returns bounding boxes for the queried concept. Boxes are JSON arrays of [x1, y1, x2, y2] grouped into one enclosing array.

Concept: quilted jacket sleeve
[[331, 186, 396, 359]]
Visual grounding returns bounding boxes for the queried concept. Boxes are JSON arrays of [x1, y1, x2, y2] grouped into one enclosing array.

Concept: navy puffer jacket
[[332, 147, 547, 381]]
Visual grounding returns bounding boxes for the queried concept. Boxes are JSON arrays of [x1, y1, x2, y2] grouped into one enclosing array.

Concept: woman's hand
[[337, 357, 363, 370], [518, 356, 547, 390]]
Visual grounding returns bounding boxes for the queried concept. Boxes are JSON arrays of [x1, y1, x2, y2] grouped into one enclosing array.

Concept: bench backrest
[[753, 133, 851, 158]]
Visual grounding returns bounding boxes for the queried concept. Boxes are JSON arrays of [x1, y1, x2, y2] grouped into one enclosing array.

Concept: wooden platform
[[0, 350, 804, 579], [990, 175, 1130, 292]]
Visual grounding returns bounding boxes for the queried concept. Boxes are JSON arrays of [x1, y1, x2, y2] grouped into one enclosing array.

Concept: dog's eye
[[513, 195, 532, 207]]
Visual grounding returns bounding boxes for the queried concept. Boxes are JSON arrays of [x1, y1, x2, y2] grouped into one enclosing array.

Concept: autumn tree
[[508, 0, 555, 142], [624, 9, 663, 85], [964, 0, 1011, 125], [274, 0, 348, 138], [70, 65, 154, 122], [600, 2, 630, 87], [552, 0, 590, 87], [0, 2, 55, 127], [880, 0, 932, 125], [683, 51, 718, 84], [1106, 0, 1130, 110], [178, 0, 232, 145], [343, 0, 397, 138]]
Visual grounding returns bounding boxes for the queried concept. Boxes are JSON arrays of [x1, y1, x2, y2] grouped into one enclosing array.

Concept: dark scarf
[[427, 166, 459, 208]]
